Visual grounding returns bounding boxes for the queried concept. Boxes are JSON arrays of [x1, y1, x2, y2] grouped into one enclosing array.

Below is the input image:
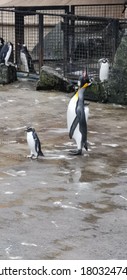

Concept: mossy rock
[[83, 82, 108, 103], [36, 65, 74, 93], [0, 64, 17, 84], [104, 33, 127, 105]]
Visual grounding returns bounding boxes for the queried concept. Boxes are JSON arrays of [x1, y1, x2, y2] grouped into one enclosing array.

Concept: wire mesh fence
[[75, 4, 126, 18], [0, 4, 127, 81]]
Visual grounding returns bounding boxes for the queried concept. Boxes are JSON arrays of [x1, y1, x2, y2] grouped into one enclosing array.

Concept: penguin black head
[[99, 58, 109, 64], [25, 126, 35, 132], [78, 68, 90, 88], [21, 44, 28, 53], [102, 58, 108, 64], [0, 37, 4, 46], [18, 43, 27, 52]]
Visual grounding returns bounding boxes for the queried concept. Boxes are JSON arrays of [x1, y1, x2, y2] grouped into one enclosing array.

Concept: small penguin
[[20, 44, 36, 73], [25, 127, 44, 159], [67, 71, 92, 155], [0, 41, 13, 65], [98, 58, 109, 82]]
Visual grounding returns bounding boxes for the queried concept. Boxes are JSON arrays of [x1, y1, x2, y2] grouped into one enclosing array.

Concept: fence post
[[15, 9, 24, 66], [39, 14, 44, 72], [63, 7, 69, 76]]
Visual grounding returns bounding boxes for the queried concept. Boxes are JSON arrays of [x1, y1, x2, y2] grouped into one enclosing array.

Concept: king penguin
[[67, 70, 92, 155], [20, 44, 36, 74], [0, 41, 13, 65], [98, 58, 109, 82], [25, 127, 44, 159]]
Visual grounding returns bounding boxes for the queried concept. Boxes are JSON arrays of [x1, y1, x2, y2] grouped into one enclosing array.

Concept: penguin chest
[[20, 52, 29, 72], [99, 62, 109, 82], [67, 96, 77, 133], [27, 132, 37, 155]]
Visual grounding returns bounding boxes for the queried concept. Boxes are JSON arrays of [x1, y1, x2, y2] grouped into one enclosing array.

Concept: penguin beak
[[88, 82, 92, 87]]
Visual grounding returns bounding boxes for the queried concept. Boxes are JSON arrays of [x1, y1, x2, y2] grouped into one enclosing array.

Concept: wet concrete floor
[[0, 79, 127, 260]]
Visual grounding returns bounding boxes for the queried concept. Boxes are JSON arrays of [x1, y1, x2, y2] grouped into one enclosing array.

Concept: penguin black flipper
[[76, 88, 88, 150], [69, 115, 79, 139], [32, 130, 44, 157], [78, 111, 88, 151], [26, 49, 36, 73]]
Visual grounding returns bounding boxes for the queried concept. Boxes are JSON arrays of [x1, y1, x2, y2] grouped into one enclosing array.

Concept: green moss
[[103, 34, 127, 105]]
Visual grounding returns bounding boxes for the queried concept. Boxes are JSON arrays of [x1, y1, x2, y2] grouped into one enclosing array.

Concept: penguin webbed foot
[[27, 154, 33, 158], [38, 151, 44, 157], [31, 155, 38, 159], [68, 149, 82, 156], [27, 153, 44, 159], [27, 154, 38, 159]]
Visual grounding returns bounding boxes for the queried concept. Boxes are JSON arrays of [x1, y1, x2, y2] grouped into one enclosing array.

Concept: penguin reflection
[[67, 70, 92, 155]]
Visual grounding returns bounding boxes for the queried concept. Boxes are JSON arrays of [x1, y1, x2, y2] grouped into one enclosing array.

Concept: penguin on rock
[[98, 58, 109, 82], [25, 127, 44, 159], [0, 41, 13, 65], [67, 69, 92, 155]]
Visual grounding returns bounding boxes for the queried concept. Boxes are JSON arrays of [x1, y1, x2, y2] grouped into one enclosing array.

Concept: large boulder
[[32, 23, 63, 61], [0, 64, 17, 84], [36, 65, 74, 93], [104, 31, 127, 105]]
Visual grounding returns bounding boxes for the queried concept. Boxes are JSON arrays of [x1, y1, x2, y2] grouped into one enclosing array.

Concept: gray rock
[[0, 64, 17, 84], [36, 65, 74, 92], [31, 22, 63, 61]]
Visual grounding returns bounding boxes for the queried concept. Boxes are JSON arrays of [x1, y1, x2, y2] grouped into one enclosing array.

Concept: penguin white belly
[[27, 132, 37, 156], [5, 45, 12, 65], [20, 52, 29, 73], [67, 96, 89, 150], [99, 62, 109, 82]]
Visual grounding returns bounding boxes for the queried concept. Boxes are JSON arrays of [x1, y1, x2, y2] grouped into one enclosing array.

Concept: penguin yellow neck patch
[[74, 82, 90, 99], [74, 92, 78, 100], [82, 83, 90, 89]]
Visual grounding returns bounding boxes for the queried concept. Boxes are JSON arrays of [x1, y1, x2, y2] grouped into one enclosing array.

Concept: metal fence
[[0, 4, 127, 81]]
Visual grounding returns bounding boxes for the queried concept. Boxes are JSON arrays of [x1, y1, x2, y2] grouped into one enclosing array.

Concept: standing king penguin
[[67, 70, 92, 155], [25, 127, 44, 159]]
